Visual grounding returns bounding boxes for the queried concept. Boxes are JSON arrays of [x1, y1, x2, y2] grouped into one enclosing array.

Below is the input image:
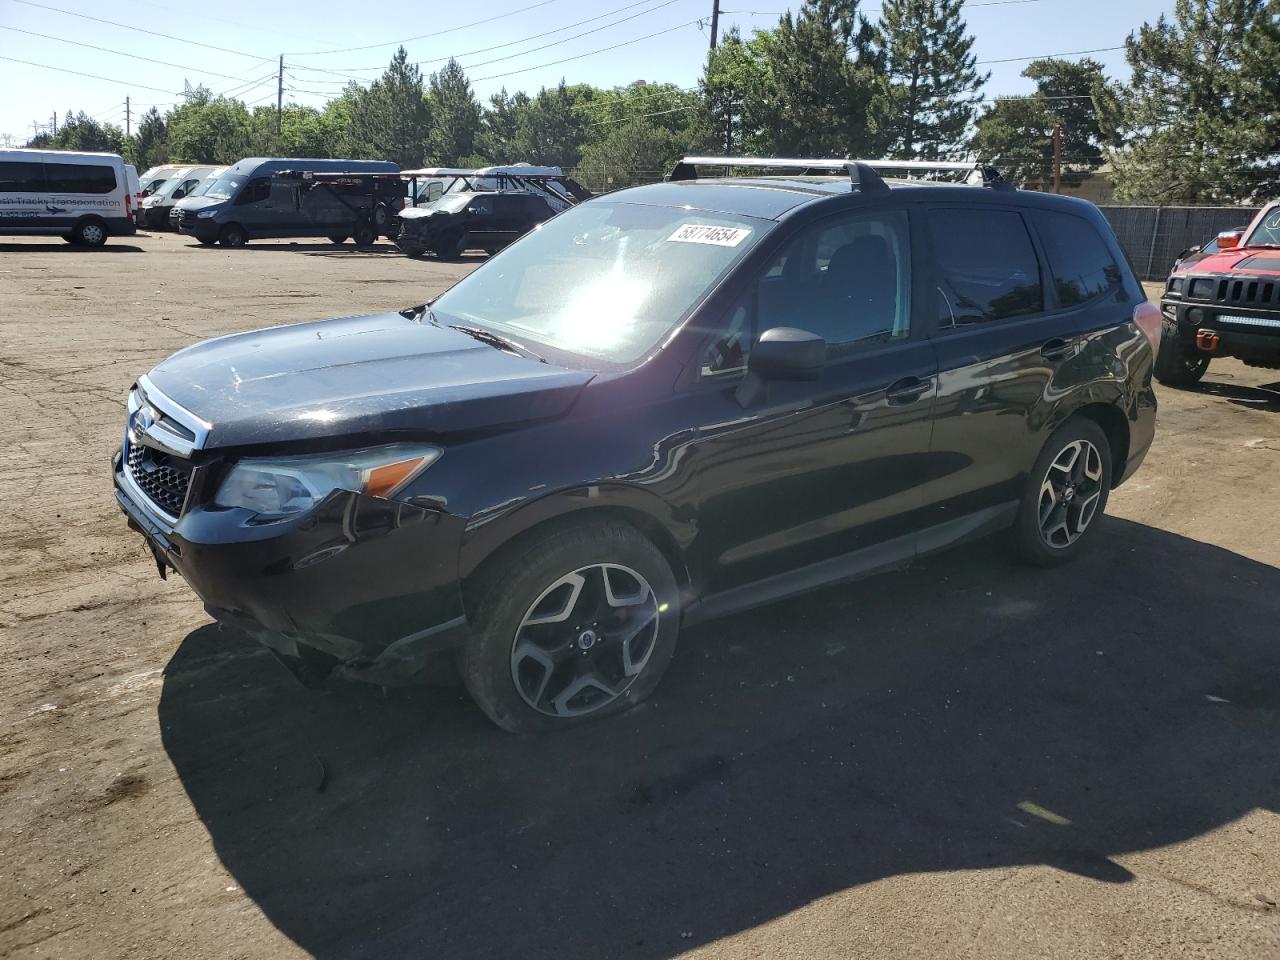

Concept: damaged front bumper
[[114, 450, 470, 685]]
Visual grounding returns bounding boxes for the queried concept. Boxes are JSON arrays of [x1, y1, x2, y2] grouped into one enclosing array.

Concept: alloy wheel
[[510, 563, 660, 718], [1037, 439, 1104, 549]]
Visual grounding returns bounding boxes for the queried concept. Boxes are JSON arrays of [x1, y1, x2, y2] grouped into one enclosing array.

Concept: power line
[[10, 0, 273, 61], [472, 18, 705, 82], [0, 55, 182, 95], [284, 0, 563, 56], [291, 0, 679, 73], [976, 46, 1123, 65], [461, 0, 688, 71], [0, 24, 267, 82]]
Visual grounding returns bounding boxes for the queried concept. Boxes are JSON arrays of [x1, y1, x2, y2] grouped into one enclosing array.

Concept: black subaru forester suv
[[115, 157, 1160, 733]]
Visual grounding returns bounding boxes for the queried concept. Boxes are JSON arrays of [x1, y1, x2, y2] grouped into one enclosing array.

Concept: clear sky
[[0, 0, 1175, 148]]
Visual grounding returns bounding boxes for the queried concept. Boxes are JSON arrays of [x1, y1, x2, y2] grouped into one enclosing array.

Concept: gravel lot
[[1, 233, 1278, 960]]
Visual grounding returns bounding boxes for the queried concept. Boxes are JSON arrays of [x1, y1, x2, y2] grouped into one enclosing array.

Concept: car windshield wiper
[[448, 324, 546, 363]]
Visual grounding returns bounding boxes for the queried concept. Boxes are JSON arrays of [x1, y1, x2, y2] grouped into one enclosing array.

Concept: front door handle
[[1041, 337, 1072, 361], [885, 376, 933, 405]]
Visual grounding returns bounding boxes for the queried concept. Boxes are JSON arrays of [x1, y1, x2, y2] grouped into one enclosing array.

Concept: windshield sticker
[[667, 224, 752, 247]]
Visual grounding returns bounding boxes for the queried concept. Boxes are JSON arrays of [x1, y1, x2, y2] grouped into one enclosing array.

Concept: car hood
[[399, 207, 445, 222], [144, 312, 594, 450], [174, 195, 223, 214], [1176, 247, 1280, 276]]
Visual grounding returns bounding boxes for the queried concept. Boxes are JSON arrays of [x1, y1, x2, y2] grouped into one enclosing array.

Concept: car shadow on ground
[[0, 242, 144, 253], [1196, 377, 1280, 412], [158, 518, 1280, 959]]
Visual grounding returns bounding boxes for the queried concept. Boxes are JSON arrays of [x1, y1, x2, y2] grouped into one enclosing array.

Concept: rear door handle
[[1041, 338, 1072, 361], [885, 375, 933, 405]]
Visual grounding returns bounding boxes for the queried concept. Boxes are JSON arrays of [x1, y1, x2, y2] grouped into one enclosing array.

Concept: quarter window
[[703, 210, 912, 375], [1035, 211, 1123, 306], [929, 209, 1043, 326], [44, 162, 116, 194]]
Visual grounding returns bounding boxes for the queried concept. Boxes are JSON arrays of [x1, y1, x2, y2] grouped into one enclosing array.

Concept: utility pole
[[51, 111, 57, 136], [276, 55, 284, 135], [1052, 123, 1062, 194], [709, 0, 720, 50], [126, 97, 131, 138]]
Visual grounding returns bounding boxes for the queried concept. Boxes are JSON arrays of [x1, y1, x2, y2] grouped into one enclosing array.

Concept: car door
[[464, 195, 500, 247], [684, 207, 940, 595], [917, 204, 1087, 532], [233, 176, 274, 235]]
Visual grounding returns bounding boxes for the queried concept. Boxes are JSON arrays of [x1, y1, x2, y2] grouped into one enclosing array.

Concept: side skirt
[[683, 502, 1017, 627]]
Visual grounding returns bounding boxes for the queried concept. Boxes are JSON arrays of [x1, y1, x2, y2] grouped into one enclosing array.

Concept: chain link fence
[[1094, 205, 1258, 281]]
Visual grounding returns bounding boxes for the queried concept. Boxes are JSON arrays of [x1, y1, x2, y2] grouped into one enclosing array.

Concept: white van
[[0, 148, 138, 246]]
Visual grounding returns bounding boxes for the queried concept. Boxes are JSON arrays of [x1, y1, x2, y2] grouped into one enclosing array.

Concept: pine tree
[[971, 58, 1114, 189], [427, 59, 482, 165], [346, 47, 431, 167], [870, 0, 987, 159], [130, 108, 169, 169], [1111, 0, 1280, 203], [766, 0, 878, 156]]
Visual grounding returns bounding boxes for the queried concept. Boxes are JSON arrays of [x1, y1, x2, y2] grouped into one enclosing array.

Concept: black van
[[173, 157, 399, 246]]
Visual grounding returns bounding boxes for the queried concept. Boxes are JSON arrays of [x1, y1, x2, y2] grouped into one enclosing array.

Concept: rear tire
[[219, 224, 247, 247], [399, 245, 426, 258], [72, 218, 108, 247], [197, 238, 217, 246], [1013, 417, 1113, 567], [461, 518, 681, 733], [1153, 326, 1210, 387], [353, 223, 376, 247], [327, 234, 348, 244]]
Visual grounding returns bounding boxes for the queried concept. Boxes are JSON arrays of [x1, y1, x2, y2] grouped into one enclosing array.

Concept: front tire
[[1013, 417, 1113, 567], [1153, 326, 1210, 387], [436, 230, 466, 260], [219, 224, 247, 247], [327, 234, 348, 245], [353, 223, 376, 247], [462, 518, 681, 733]]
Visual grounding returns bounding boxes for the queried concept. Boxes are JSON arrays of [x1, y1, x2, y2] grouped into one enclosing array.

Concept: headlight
[[215, 443, 441, 519], [1167, 277, 1184, 295], [1189, 278, 1215, 299], [196, 209, 219, 219]]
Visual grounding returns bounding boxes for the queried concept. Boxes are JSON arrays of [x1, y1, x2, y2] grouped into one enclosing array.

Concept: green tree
[[129, 107, 169, 169], [478, 89, 527, 162], [165, 88, 255, 163], [28, 111, 125, 153], [427, 59, 482, 165], [697, 27, 774, 154], [870, 0, 987, 159], [346, 47, 431, 166], [765, 0, 878, 156], [1110, 0, 1280, 203], [576, 118, 685, 191], [972, 58, 1114, 188], [512, 82, 588, 168]]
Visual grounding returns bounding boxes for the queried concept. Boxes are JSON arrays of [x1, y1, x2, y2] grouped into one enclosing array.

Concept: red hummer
[[1158, 201, 1280, 386]]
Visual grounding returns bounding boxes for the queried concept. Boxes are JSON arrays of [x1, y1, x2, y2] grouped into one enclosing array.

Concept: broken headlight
[[215, 443, 441, 518]]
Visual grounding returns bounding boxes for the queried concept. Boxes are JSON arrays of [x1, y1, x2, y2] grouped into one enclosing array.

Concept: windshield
[[202, 175, 244, 201], [1244, 206, 1280, 247], [141, 178, 167, 197], [432, 199, 772, 364]]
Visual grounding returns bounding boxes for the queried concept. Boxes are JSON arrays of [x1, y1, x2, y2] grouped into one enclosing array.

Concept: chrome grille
[[126, 439, 192, 518]]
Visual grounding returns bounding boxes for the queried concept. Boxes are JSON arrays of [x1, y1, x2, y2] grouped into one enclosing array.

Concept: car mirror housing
[[749, 327, 826, 382]]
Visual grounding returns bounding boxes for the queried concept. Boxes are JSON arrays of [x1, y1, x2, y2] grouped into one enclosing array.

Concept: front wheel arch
[[459, 500, 692, 624]]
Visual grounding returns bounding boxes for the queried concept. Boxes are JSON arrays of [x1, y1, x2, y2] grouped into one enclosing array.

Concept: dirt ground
[[1, 233, 1277, 960]]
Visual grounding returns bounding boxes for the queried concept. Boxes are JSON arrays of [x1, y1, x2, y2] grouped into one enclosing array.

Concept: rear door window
[[928, 208, 1043, 327], [1035, 211, 1123, 306]]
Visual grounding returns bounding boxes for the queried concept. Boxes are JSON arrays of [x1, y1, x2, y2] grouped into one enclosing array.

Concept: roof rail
[[667, 156, 1013, 192]]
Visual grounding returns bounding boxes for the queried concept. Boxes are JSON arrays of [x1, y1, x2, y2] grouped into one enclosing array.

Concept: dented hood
[[144, 312, 593, 449]]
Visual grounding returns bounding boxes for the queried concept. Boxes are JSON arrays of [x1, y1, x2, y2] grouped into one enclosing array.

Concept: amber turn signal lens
[[364, 457, 431, 498]]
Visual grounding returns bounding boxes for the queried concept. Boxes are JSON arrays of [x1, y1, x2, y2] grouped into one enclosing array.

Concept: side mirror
[[1217, 230, 1242, 250], [466, 207, 482, 215], [749, 327, 826, 381]]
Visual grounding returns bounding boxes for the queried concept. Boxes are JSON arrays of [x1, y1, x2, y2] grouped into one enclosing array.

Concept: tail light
[[1134, 302, 1162, 358], [125, 191, 133, 215]]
